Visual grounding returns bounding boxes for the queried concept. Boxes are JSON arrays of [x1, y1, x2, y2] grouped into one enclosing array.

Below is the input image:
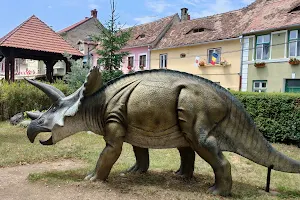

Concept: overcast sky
[[0, 0, 255, 37]]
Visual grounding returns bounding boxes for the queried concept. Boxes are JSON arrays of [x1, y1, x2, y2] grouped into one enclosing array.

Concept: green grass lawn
[[1, 121, 300, 199]]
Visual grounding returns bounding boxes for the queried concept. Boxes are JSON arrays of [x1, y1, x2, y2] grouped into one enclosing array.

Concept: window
[[289, 5, 300, 13], [253, 80, 267, 92], [136, 34, 146, 39], [208, 48, 221, 64], [79, 43, 84, 53], [139, 55, 146, 67], [128, 56, 134, 68], [285, 79, 300, 93], [186, 28, 206, 34], [159, 54, 167, 69], [289, 30, 300, 57], [256, 35, 270, 60]]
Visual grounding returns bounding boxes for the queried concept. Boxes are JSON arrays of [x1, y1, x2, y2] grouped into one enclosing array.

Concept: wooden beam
[[9, 48, 15, 82], [44, 59, 57, 83], [4, 58, 9, 81], [63, 58, 72, 73], [10, 57, 15, 82]]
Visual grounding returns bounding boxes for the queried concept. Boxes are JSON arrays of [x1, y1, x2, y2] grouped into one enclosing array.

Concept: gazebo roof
[[0, 15, 83, 56]]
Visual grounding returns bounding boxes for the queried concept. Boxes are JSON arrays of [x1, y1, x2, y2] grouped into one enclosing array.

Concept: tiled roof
[[243, 0, 300, 34], [57, 17, 92, 34], [155, 10, 247, 49], [123, 14, 177, 49], [0, 15, 83, 56], [155, 0, 300, 49]]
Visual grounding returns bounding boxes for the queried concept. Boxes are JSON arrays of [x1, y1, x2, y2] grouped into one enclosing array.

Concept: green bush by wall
[[0, 80, 74, 121], [232, 92, 300, 145]]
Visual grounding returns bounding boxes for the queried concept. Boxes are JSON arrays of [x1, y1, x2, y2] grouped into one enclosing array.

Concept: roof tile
[[0, 15, 83, 56], [57, 17, 92, 33], [156, 0, 300, 49], [123, 14, 177, 49]]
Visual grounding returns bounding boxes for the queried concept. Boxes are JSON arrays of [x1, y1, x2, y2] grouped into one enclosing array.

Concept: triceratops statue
[[26, 67, 300, 196]]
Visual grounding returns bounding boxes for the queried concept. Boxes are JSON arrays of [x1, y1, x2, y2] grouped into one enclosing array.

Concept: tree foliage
[[63, 54, 90, 91], [93, 0, 132, 71]]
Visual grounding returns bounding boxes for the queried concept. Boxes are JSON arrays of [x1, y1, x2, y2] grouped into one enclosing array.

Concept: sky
[[0, 0, 255, 37]]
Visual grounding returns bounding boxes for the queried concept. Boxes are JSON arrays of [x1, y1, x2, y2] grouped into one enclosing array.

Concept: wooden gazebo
[[0, 15, 83, 82]]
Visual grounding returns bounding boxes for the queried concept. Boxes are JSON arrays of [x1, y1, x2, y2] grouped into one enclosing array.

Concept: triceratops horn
[[26, 111, 43, 120], [24, 78, 64, 102]]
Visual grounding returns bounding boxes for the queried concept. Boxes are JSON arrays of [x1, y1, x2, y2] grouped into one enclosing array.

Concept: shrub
[[101, 70, 124, 83], [232, 91, 300, 145], [0, 80, 73, 121], [63, 58, 90, 91]]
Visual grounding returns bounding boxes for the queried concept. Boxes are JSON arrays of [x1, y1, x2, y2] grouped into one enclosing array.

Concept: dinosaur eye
[[37, 118, 44, 124], [52, 106, 57, 112]]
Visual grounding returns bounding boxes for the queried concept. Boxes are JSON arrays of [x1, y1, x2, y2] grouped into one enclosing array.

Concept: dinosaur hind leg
[[127, 146, 149, 173], [175, 147, 195, 179], [193, 133, 232, 196]]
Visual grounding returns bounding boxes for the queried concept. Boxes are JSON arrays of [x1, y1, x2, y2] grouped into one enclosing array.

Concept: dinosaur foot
[[175, 168, 193, 180], [84, 172, 107, 182], [84, 173, 98, 181], [126, 163, 148, 173], [207, 185, 231, 197]]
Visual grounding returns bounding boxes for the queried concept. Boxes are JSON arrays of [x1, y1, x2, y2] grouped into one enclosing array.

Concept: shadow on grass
[[28, 168, 300, 199]]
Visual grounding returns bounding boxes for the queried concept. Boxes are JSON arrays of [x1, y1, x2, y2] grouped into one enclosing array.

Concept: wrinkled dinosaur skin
[[26, 68, 300, 196], [27, 111, 196, 178]]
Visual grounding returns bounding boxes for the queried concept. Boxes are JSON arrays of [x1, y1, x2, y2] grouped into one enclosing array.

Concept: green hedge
[[232, 91, 300, 145], [2, 81, 300, 145], [0, 80, 74, 121]]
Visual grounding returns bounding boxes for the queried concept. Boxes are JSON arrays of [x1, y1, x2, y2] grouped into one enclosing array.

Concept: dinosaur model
[[26, 68, 300, 196], [26, 112, 195, 178]]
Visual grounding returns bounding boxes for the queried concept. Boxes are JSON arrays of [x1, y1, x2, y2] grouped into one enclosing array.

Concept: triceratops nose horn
[[24, 78, 65, 102]]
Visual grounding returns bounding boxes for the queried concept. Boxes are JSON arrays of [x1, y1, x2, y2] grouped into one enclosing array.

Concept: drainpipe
[[239, 35, 244, 91], [148, 45, 151, 70]]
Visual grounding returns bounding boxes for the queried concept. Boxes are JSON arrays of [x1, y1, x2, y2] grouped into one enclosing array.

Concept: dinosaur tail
[[217, 100, 300, 173]]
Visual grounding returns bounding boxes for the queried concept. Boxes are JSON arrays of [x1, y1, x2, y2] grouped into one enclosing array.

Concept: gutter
[[239, 35, 244, 91], [243, 23, 300, 36]]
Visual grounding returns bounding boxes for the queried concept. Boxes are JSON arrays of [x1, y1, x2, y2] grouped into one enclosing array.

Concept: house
[[150, 8, 249, 91], [55, 9, 104, 71], [121, 14, 179, 73], [241, 0, 300, 93], [58, 9, 103, 48]]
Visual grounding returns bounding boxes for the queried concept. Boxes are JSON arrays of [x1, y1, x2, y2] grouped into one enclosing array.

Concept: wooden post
[[44, 59, 57, 83], [10, 57, 15, 82], [4, 58, 9, 81], [265, 165, 273, 192]]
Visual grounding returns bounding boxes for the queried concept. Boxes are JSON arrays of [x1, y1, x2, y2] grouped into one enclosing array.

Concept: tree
[[63, 53, 90, 91], [93, 0, 132, 72]]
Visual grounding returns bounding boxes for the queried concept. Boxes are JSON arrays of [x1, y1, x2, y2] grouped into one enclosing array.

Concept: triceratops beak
[[24, 78, 65, 102], [27, 120, 53, 145]]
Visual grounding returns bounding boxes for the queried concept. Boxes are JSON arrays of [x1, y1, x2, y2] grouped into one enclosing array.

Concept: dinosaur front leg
[[85, 122, 124, 181], [175, 147, 195, 179], [127, 146, 149, 173]]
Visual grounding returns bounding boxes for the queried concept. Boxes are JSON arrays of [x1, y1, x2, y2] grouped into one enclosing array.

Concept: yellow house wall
[[271, 32, 286, 59], [151, 39, 241, 90]]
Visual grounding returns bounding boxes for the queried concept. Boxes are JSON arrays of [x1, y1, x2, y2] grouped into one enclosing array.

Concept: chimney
[[181, 8, 189, 21], [91, 9, 98, 18]]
